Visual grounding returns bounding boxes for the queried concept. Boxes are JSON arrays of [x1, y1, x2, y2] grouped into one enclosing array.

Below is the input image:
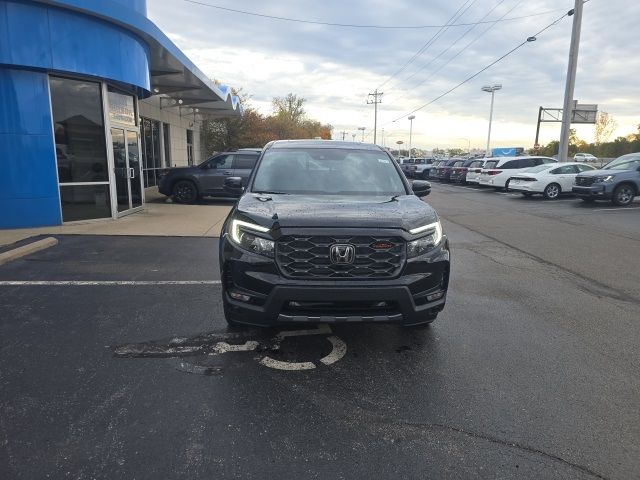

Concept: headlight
[[407, 221, 443, 258], [229, 219, 274, 257], [595, 175, 615, 183]]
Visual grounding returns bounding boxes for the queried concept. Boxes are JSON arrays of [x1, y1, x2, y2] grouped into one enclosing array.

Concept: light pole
[[481, 84, 502, 157], [408, 115, 415, 159], [358, 126, 365, 142], [381, 128, 385, 147]]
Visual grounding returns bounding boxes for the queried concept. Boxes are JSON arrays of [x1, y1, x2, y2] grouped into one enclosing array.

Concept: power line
[[387, 0, 522, 104], [383, 11, 572, 125], [376, 0, 478, 90], [183, 0, 569, 30]]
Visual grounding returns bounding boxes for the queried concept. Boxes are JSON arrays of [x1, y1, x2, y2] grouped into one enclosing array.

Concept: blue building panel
[[48, 7, 150, 91], [0, 2, 53, 69], [0, 68, 53, 135], [0, 0, 151, 94], [0, 68, 61, 228]]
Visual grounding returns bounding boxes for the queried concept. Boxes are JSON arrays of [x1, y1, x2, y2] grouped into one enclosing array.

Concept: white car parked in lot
[[478, 156, 557, 190], [509, 162, 596, 199], [574, 153, 598, 163], [465, 160, 486, 184]]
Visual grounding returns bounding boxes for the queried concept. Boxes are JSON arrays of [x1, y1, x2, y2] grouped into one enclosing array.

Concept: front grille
[[575, 176, 596, 187], [276, 235, 405, 279]]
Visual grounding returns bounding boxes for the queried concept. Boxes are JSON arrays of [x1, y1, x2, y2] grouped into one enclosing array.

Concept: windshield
[[252, 148, 407, 196], [603, 154, 640, 171]]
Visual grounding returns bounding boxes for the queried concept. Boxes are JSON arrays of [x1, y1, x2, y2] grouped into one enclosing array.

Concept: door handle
[[223, 171, 233, 175], [129, 168, 135, 179]]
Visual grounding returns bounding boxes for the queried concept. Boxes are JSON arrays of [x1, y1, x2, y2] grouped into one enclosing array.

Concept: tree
[[594, 111, 617, 146], [272, 93, 306, 124]]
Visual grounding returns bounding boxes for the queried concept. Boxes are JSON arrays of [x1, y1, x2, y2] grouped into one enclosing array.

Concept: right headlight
[[229, 219, 274, 258], [407, 221, 443, 258]]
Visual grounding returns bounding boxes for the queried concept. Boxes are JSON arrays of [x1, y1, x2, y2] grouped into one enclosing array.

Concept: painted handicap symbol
[[113, 324, 347, 372]]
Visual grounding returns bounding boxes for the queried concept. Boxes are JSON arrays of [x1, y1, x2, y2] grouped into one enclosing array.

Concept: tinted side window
[[520, 158, 538, 168], [209, 154, 234, 169], [551, 165, 577, 174], [501, 160, 518, 169], [234, 155, 258, 170], [576, 164, 594, 172]]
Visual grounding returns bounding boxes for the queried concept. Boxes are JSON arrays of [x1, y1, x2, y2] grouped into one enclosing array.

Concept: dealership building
[[0, 0, 241, 228]]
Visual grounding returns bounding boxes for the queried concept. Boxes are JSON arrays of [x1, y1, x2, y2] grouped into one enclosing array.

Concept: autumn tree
[[594, 111, 617, 146]]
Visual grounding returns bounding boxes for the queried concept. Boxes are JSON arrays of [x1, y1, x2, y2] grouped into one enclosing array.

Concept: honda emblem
[[329, 244, 356, 265]]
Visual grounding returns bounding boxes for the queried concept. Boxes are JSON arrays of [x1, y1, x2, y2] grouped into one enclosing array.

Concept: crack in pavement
[[274, 377, 610, 479], [387, 419, 609, 480], [443, 217, 640, 305]]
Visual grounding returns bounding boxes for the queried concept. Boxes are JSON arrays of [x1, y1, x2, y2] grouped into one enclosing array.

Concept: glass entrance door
[[111, 127, 143, 214]]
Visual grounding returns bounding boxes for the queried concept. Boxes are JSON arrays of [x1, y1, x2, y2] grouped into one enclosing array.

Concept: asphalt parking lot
[[1, 185, 639, 479]]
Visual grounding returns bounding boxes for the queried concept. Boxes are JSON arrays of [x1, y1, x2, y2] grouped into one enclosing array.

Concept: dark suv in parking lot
[[219, 140, 450, 327], [158, 149, 261, 203], [572, 153, 640, 206]]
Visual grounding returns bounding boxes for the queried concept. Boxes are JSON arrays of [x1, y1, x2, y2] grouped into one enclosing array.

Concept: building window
[[186, 129, 194, 166], [163, 122, 171, 167], [50, 76, 111, 221], [140, 117, 162, 187]]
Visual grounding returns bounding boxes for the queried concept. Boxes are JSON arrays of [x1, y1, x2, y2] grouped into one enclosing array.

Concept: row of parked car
[[402, 153, 640, 206]]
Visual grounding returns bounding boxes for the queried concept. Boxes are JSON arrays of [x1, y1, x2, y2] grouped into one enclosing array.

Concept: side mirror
[[224, 176, 244, 195], [412, 180, 431, 197], [411, 180, 431, 197]]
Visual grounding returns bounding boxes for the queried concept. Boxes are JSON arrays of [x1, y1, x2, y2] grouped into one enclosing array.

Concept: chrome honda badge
[[329, 244, 355, 265]]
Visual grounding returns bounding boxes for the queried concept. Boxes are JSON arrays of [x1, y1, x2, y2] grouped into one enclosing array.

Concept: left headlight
[[407, 221, 443, 258], [229, 219, 274, 258], [595, 175, 615, 183]]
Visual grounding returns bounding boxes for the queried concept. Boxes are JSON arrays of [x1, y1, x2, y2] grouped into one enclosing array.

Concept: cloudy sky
[[147, 0, 639, 150]]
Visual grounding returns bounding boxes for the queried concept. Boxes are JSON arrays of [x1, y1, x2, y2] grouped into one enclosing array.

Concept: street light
[[481, 84, 502, 157], [408, 115, 415, 159], [358, 126, 365, 142]]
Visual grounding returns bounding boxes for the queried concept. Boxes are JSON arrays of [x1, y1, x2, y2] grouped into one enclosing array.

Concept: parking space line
[[587, 207, 640, 212], [0, 280, 222, 286]]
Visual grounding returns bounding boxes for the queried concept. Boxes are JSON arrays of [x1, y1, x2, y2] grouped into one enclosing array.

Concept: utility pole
[[367, 90, 383, 144], [358, 126, 365, 142], [558, 0, 583, 162], [340, 130, 347, 141], [408, 115, 415, 159]]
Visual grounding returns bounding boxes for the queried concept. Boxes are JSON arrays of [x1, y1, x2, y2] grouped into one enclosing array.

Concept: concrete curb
[[0, 237, 58, 266]]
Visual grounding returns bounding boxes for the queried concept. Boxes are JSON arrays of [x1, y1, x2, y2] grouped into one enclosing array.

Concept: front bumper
[[220, 232, 450, 326], [572, 185, 611, 198]]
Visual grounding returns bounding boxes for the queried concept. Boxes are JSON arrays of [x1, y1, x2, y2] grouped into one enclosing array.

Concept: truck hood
[[235, 193, 438, 231]]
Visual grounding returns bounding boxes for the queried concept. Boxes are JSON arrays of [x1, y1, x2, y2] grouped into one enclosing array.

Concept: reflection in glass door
[[127, 131, 143, 208], [111, 127, 143, 214]]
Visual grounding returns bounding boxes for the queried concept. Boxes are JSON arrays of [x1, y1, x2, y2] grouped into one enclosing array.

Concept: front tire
[[612, 184, 635, 206], [543, 183, 561, 200], [172, 180, 198, 204]]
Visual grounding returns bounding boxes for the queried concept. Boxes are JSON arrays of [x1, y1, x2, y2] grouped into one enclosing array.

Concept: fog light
[[230, 291, 251, 302], [426, 291, 444, 301]]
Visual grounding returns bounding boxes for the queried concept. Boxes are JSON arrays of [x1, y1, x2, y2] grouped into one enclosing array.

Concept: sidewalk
[[0, 188, 234, 247]]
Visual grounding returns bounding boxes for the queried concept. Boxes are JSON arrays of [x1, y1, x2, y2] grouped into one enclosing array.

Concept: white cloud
[[148, 0, 640, 148]]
